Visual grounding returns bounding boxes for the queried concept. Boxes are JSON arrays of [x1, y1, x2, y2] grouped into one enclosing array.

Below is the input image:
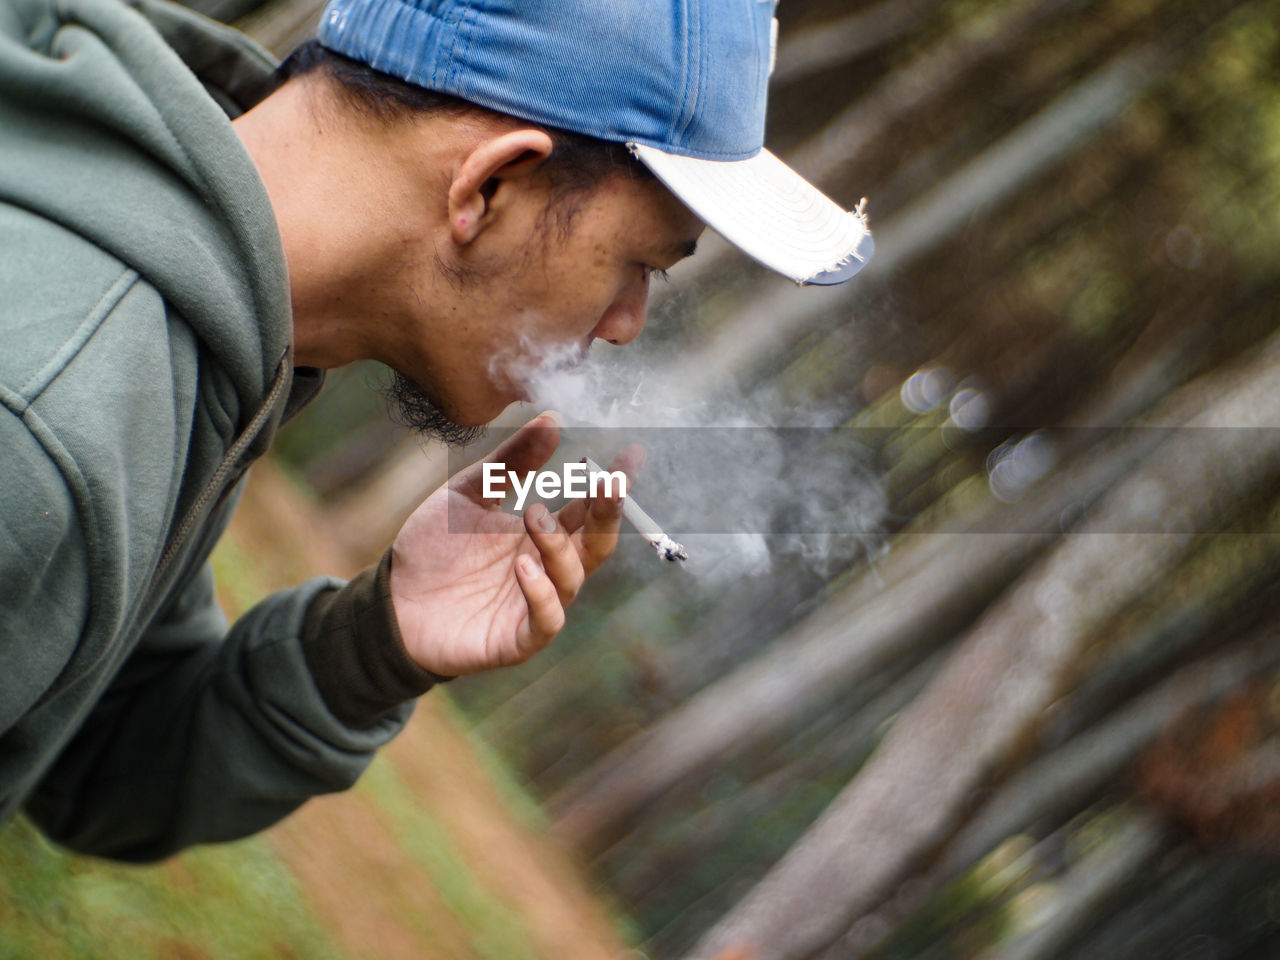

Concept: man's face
[[397, 172, 704, 431]]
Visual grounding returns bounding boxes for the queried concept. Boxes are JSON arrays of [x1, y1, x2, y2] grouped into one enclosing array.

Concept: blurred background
[[4, 0, 1279, 957]]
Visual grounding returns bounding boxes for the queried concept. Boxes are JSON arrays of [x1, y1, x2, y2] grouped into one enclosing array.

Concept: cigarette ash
[[652, 536, 688, 563], [504, 338, 888, 582]]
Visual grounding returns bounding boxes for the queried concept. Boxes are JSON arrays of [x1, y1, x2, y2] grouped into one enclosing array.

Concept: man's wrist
[[300, 548, 452, 729]]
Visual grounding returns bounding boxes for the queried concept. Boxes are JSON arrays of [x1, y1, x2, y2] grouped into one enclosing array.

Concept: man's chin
[[381, 372, 488, 448]]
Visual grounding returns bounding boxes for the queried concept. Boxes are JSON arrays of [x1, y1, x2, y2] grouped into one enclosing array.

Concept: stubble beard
[[382, 371, 487, 448]]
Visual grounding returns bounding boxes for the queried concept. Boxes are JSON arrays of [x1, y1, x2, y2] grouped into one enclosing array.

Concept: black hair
[[275, 40, 650, 198], [381, 371, 487, 447]]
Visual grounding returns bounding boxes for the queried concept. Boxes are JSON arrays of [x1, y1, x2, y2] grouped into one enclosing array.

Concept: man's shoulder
[[0, 200, 204, 510], [0, 202, 169, 398]]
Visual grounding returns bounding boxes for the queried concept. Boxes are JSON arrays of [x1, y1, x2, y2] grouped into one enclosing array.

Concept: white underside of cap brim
[[629, 143, 871, 285]]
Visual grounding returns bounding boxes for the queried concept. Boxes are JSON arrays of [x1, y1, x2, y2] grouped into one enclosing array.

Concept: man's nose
[[594, 274, 650, 346]]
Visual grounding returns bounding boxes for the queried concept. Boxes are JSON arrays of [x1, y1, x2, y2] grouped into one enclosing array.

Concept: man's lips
[[545, 338, 593, 374]]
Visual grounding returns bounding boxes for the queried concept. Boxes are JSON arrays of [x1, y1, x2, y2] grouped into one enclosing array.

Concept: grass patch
[[209, 537, 270, 619], [354, 755, 541, 960], [0, 816, 344, 960], [436, 693, 550, 836]]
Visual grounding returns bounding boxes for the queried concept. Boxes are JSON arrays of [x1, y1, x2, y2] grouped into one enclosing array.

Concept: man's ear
[[448, 128, 554, 245]]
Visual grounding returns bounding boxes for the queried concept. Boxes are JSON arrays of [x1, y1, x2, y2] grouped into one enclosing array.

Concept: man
[[0, 0, 871, 860]]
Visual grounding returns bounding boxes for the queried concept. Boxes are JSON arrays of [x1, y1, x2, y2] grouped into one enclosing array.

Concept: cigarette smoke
[[492, 333, 888, 582]]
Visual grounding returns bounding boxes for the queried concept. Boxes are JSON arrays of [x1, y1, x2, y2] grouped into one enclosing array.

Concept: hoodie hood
[[0, 0, 287, 404]]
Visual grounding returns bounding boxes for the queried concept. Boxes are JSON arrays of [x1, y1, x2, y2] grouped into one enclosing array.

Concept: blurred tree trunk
[[814, 629, 1280, 958], [665, 41, 1167, 402], [683, 333, 1280, 960], [669, 0, 1094, 293], [982, 808, 1168, 960], [771, 0, 943, 87], [235, 0, 322, 54]]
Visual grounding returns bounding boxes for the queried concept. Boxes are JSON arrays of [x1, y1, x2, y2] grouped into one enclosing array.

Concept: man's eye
[[645, 266, 671, 284]]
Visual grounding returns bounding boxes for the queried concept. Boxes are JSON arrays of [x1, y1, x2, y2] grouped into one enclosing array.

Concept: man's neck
[[230, 77, 454, 372]]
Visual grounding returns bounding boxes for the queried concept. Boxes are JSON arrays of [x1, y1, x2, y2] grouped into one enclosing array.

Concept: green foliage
[[872, 837, 1032, 960]]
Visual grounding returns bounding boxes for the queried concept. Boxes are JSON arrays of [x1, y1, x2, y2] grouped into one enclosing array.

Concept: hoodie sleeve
[[24, 532, 440, 862], [300, 548, 452, 729]]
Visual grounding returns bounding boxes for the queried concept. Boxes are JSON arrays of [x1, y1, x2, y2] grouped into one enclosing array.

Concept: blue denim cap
[[318, 0, 871, 284]]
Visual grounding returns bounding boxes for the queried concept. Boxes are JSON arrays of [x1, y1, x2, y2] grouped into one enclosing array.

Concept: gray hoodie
[[0, 0, 433, 860]]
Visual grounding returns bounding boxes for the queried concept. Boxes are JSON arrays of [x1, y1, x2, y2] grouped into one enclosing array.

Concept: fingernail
[[539, 410, 565, 428], [534, 505, 557, 532]]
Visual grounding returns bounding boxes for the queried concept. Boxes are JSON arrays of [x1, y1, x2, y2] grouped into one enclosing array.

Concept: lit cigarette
[[583, 457, 687, 562]]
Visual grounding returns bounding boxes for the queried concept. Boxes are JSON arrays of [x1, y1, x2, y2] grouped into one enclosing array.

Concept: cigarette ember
[[583, 457, 688, 562]]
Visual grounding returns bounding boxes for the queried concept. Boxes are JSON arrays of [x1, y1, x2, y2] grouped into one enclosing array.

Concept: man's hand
[[389, 413, 640, 676]]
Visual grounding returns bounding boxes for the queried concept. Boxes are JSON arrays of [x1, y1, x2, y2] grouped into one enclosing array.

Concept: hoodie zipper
[[143, 349, 293, 603]]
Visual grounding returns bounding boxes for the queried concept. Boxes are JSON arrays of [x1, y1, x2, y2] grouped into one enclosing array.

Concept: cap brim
[[628, 143, 872, 285]]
